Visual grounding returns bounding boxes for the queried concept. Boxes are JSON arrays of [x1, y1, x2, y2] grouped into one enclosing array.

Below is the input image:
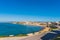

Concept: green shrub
[[16, 34, 28, 37]]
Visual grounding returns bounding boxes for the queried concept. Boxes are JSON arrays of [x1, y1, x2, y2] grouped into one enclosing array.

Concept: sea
[[0, 22, 43, 36]]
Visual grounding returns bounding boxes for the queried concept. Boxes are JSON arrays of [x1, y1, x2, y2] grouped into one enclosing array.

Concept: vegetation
[[0, 35, 9, 38], [49, 24, 60, 40], [0, 34, 28, 37], [16, 34, 28, 37], [53, 34, 60, 40], [49, 24, 58, 31], [50, 28, 58, 31], [49, 24, 57, 28], [54, 38, 60, 40]]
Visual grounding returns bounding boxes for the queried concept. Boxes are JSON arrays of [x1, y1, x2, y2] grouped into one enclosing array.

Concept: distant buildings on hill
[[12, 21, 60, 27]]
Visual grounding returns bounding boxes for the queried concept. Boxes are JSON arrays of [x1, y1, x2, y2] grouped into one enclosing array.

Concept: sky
[[0, 0, 60, 22]]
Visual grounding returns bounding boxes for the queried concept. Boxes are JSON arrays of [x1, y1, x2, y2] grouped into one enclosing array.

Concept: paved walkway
[[0, 34, 44, 40]]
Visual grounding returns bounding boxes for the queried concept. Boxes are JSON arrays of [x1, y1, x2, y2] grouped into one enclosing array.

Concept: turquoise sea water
[[0, 23, 43, 36]]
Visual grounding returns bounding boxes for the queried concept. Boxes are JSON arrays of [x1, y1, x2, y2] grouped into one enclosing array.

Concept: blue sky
[[0, 0, 60, 22]]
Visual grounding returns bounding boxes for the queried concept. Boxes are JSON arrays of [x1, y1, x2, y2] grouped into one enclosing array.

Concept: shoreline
[[0, 25, 44, 38], [0, 22, 50, 40], [0, 26, 50, 40]]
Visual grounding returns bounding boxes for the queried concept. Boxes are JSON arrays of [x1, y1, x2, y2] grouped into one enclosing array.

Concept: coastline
[[0, 26, 50, 40], [0, 22, 51, 40]]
